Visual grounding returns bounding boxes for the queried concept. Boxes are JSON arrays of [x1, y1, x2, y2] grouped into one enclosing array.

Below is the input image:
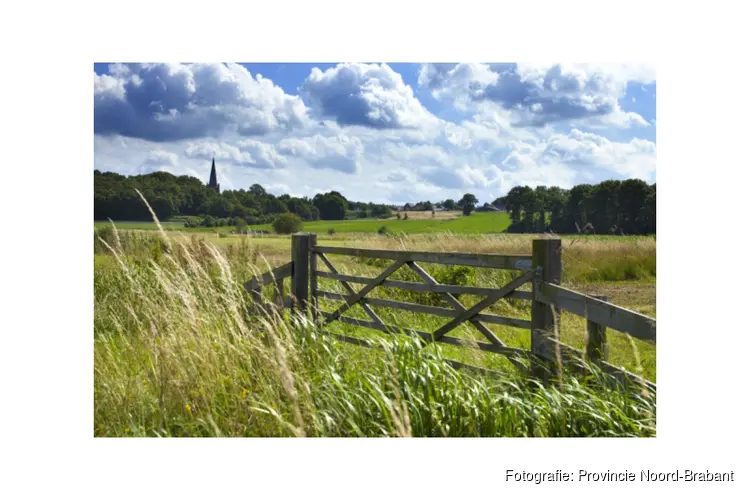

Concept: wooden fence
[[245, 233, 656, 390]]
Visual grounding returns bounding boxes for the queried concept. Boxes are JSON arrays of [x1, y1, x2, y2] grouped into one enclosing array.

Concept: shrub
[[396, 211, 401, 220], [272, 213, 303, 234], [328, 228, 336, 236], [234, 217, 247, 234], [377, 225, 389, 235], [403, 213, 409, 220], [201, 215, 217, 227], [357, 210, 368, 218]]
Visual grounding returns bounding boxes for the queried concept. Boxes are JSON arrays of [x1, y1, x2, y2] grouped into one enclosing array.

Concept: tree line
[[94, 170, 392, 224], [499, 179, 656, 235], [95, 171, 655, 235]]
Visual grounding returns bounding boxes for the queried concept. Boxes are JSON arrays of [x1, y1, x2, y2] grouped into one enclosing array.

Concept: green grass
[[96, 212, 512, 235], [253, 212, 512, 234], [94, 225, 656, 437]]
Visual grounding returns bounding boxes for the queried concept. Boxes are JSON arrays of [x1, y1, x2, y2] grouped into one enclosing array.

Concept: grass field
[[95, 211, 512, 234], [94, 220, 656, 437]]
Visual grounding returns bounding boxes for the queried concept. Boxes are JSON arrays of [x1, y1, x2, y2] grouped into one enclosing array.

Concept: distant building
[[207, 157, 220, 193], [476, 203, 501, 212]]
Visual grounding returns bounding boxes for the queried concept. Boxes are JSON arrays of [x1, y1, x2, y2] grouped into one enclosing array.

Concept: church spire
[[207, 157, 220, 193]]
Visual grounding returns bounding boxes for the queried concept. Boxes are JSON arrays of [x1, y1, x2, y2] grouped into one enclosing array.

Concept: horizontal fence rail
[[241, 234, 657, 391], [536, 282, 656, 341], [315, 270, 532, 300], [312, 245, 534, 270], [243, 262, 293, 292], [316, 291, 532, 329], [534, 330, 656, 392]]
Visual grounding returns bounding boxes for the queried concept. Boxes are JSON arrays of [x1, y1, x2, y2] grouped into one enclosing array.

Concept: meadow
[[94, 211, 512, 234], [94, 219, 656, 437]]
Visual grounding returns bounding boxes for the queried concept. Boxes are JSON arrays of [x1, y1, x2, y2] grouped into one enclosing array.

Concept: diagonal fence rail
[[244, 233, 657, 391]]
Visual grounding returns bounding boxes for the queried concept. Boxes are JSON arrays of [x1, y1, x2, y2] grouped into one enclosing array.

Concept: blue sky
[[94, 62, 656, 204]]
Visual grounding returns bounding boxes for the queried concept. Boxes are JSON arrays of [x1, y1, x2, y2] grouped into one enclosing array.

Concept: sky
[[93, 62, 656, 204]]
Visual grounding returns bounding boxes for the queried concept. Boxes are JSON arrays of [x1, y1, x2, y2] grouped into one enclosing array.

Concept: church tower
[[207, 157, 220, 193]]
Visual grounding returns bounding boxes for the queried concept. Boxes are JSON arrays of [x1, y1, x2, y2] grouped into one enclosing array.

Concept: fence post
[[309, 233, 318, 322], [291, 233, 312, 314], [531, 239, 562, 379], [586, 295, 609, 364]]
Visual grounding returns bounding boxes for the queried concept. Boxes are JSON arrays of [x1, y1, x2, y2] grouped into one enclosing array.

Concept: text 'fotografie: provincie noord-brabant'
[[505, 470, 735, 484]]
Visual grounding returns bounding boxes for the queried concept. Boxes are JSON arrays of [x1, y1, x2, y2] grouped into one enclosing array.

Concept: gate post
[[531, 239, 562, 380], [586, 295, 609, 365], [309, 233, 318, 322], [291, 233, 312, 314]]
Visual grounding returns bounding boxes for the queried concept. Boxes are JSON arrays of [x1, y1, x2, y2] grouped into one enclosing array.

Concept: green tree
[[458, 193, 478, 216], [313, 192, 348, 220], [272, 213, 303, 234]]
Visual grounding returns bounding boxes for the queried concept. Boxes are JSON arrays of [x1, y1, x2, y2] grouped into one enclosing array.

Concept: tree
[[443, 199, 456, 210], [313, 192, 347, 220], [272, 213, 303, 234], [458, 193, 478, 216]]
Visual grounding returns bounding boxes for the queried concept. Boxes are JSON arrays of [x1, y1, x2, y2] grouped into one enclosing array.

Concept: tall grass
[[94, 222, 656, 437]]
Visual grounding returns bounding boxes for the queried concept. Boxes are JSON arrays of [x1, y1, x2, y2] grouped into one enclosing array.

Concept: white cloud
[[419, 62, 654, 128], [95, 63, 310, 142], [300, 63, 439, 130], [277, 134, 364, 174]]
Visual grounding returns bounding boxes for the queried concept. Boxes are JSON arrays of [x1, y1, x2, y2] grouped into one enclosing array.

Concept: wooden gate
[[244, 233, 657, 389]]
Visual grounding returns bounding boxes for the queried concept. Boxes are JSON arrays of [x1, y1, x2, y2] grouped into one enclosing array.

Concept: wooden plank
[[408, 262, 505, 347], [531, 239, 562, 376], [326, 313, 432, 342], [312, 245, 534, 270], [586, 295, 608, 363], [431, 272, 533, 340], [291, 234, 312, 313], [437, 335, 532, 359], [537, 282, 656, 341], [316, 291, 532, 329], [243, 261, 292, 292], [317, 252, 384, 327], [322, 313, 530, 366], [535, 331, 656, 392], [322, 259, 406, 326], [316, 270, 531, 299], [309, 233, 318, 321]]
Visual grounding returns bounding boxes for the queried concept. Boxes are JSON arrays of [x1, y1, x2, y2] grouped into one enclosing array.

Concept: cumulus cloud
[[419, 63, 654, 128], [94, 63, 310, 142], [184, 140, 284, 169], [300, 63, 438, 130], [277, 134, 364, 174], [503, 128, 656, 181]]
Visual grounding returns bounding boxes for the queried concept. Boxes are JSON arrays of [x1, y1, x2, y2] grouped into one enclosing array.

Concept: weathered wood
[[317, 252, 384, 327], [291, 233, 312, 313], [408, 261, 505, 347], [309, 233, 318, 321], [537, 282, 656, 341], [316, 270, 531, 299], [586, 295, 608, 363], [322, 259, 406, 326], [322, 313, 530, 365], [312, 245, 534, 270], [243, 261, 293, 292], [437, 335, 532, 360], [535, 330, 656, 392], [316, 291, 531, 329], [326, 313, 431, 342], [531, 239, 562, 373], [431, 272, 533, 340]]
